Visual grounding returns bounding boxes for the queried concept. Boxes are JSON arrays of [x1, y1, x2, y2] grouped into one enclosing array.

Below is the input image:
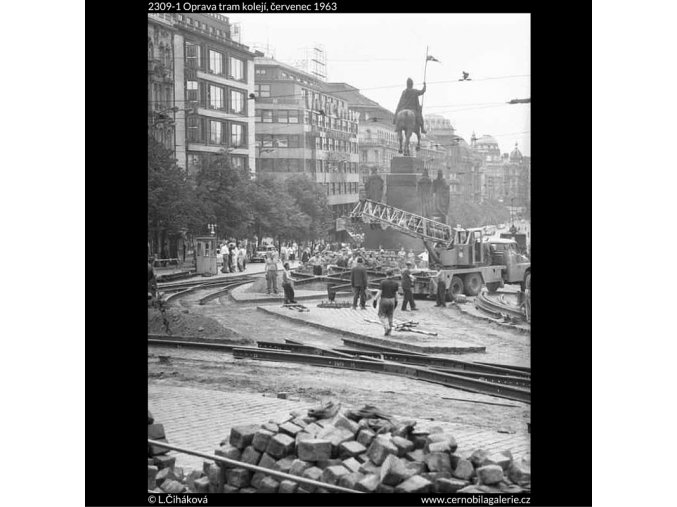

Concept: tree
[[194, 154, 252, 239], [283, 174, 333, 242], [148, 136, 198, 255]]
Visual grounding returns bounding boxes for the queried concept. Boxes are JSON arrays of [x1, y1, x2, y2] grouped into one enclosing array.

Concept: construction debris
[[148, 401, 531, 494], [363, 318, 438, 336]]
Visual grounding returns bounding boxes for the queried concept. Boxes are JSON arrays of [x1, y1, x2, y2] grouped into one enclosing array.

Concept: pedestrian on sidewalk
[[310, 252, 322, 276], [433, 271, 449, 307], [377, 270, 399, 335], [281, 262, 297, 304], [236, 243, 245, 272], [350, 257, 368, 310], [264, 252, 279, 294], [301, 248, 310, 268], [400, 261, 418, 311]]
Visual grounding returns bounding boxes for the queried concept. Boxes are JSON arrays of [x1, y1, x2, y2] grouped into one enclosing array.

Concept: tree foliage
[[148, 136, 198, 235], [447, 198, 511, 228]]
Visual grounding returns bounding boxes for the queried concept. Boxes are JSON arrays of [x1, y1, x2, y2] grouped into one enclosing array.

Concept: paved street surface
[[149, 382, 529, 471], [258, 303, 496, 355]]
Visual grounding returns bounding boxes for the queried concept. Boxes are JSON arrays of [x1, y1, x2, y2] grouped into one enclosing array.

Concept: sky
[[228, 13, 530, 155]]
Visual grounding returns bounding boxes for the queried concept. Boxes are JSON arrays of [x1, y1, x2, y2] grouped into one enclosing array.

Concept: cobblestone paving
[[148, 383, 529, 471]]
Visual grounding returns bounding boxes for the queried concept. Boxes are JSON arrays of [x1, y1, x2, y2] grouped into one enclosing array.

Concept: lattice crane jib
[[350, 199, 456, 247]]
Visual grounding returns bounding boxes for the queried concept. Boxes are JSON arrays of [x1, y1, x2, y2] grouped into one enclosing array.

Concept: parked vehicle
[[250, 245, 277, 263]]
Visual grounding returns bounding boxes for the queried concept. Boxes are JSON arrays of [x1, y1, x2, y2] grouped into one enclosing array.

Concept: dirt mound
[[148, 307, 250, 342]]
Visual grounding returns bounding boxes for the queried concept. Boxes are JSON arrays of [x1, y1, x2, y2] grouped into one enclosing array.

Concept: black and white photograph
[[146, 9, 532, 500]]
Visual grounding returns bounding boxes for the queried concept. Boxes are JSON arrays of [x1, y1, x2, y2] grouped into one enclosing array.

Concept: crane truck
[[349, 199, 530, 300]]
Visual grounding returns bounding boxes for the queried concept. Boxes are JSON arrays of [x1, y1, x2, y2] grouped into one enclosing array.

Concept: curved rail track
[[475, 291, 526, 321], [148, 336, 530, 404]]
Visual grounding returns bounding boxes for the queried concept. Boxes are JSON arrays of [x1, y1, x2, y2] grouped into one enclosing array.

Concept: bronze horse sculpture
[[395, 109, 421, 156]]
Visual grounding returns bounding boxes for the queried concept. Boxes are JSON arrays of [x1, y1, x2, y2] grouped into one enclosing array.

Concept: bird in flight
[[459, 71, 471, 81]]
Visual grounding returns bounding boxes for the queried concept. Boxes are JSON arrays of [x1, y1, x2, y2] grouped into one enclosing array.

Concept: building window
[[208, 85, 224, 109], [262, 110, 272, 123], [185, 41, 201, 69], [210, 120, 223, 144], [276, 136, 288, 148], [229, 56, 244, 80], [255, 84, 270, 97], [186, 80, 198, 102], [187, 116, 202, 142], [262, 135, 273, 148], [208, 49, 223, 75], [231, 155, 245, 171], [231, 123, 245, 147], [288, 110, 299, 124], [315, 137, 321, 150], [254, 109, 262, 122], [230, 89, 245, 114], [288, 135, 300, 148], [303, 111, 310, 124]]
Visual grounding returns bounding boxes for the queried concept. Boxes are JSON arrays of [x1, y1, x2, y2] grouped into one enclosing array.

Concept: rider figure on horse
[[394, 78, 427, 134]]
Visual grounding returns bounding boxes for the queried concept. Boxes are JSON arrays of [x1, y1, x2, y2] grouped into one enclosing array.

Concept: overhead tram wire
[[146, 73, 531, 103]]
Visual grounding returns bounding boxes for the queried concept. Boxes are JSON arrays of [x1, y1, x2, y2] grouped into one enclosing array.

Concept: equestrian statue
[[393, 78, 427, 156]]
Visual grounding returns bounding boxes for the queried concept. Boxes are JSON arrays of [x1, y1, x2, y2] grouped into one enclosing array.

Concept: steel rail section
[[429, 367, 530, 388], [158, 274, 256, 292], [475, 361, 531, 374], [198, 280, 253, 305], [147, 440, 362, 493], [271, 341, 530, 378], [257, 341, 355, 359], [340, 338, 428, 356], [476, 292, 525, 320], [148, 338, 238, 351], [232, 347, 530, 403]]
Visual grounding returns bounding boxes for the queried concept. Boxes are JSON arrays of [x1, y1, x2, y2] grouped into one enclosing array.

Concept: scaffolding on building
[[293, 44, 327, 82]]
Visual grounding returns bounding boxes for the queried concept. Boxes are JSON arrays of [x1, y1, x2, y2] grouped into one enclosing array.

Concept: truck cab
[[485, 238, 530, 289]]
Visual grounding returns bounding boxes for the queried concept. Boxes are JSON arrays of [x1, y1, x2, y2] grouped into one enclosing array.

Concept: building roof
[[509, 143, 523, 161], [255, 56, 323, 85], [476, 134, 499, 146], [324, 82, 386, 108]]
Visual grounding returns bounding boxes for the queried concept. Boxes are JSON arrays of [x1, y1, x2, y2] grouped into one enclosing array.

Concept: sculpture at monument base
[[432, 169, 450, 222], [416, 169, 433, 218], [364, 167, 385, 202]]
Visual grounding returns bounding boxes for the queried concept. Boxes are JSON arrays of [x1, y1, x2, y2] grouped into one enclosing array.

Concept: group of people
[[220, 242, 247, 274], [349, 256, 422, 336], [264, 250, 297, 304]]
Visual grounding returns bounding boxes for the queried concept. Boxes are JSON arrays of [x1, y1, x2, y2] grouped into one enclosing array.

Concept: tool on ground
[[283, 303, 310, 312], [363, 318, 438, 336]]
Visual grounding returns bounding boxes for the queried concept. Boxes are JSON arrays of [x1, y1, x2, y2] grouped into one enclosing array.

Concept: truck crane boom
[[349, 199, 456, 247]]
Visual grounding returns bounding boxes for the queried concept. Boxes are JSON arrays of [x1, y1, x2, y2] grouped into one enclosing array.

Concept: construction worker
[[432, 271, 449, 307], [264, 252, 279, 295], [400, 261, 418, 312], [281, 262, 297, 304], [350, 257, 368, 310], [376, 270, 400, 335]]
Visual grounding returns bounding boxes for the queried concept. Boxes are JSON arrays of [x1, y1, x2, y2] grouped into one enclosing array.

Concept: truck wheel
[[463, 273, 483, 296], [521, 272, 531, 292], [448, 275, 464, 301], [486, 282, 501, 293]]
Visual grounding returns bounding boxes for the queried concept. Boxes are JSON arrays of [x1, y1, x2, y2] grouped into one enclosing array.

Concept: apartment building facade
[[147, 13, 256, 175], [253, 58, 361, 220]]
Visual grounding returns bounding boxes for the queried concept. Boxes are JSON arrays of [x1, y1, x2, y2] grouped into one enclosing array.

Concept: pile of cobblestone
[[148, 405, 531, 494]]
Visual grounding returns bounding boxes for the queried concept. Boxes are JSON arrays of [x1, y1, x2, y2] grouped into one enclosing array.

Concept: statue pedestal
[[364, 157, 428, 252]]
